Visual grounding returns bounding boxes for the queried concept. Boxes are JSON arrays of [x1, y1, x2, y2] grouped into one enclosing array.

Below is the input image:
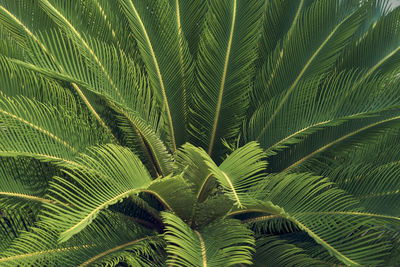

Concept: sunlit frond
[[163, 212, 254, 267]]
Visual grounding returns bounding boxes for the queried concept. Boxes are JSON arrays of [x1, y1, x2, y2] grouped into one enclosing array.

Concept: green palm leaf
[[251, 0, 365, 141], [1, 0, 400, 265], [41, 144, 153, 242], [191, 0, 264, 156], [0, 95, 109, 165], [253, 235, 327, 267], [255, 173, 391, 266], [119, 0, 194, 150], [162, 212, 254, 267], [0, 212, 162, 267]]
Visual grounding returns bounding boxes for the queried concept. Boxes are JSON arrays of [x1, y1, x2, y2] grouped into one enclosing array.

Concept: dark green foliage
[[0, 0, 399, 266]]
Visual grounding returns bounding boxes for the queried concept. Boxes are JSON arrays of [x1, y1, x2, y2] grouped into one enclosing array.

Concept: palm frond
[[190, 0, 264, 156], [251, 0, 365, 135], [177, 142, 267, 208], [276, 108, 400, 172], [207, 142, 267, 208], [119, 0, 195, 150], [0, 3, 119, 141], [110, 102, 174, 177], [0, 0, 56, 49], [249, 70, 400, 157], [36, 0, 126, 106], [175, 143, 215, 202], [256, 172, 391, 266], [0, 158, 55, 211], [0, 55, 79, 109], [41, 144, 153, 242], [162, 212, 254, 267], [0, 157, 60, 252], [253, 235, 326, 267], [0, 212, 162, 266], [0, 95, 109, 165], [319, 158, 400, 218]]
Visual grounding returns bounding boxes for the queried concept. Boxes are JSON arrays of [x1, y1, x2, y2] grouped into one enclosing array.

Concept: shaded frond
[[171, 0, 207, 56], [0, 212, 162, 266], [251, 0, 365, 134], [253, 235, 326, 267], [111, 103, 174, 177], [147, 175, 195, 220], [257, 172, 391, 266]]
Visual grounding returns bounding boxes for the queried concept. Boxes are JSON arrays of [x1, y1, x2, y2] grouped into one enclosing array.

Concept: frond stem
[[79, 236, 151, 266], [283, 115, 400, 171], [208, 0, 237, 155]]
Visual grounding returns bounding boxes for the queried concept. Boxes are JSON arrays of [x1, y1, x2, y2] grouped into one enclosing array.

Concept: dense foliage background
[[0, 0, 400, 266]]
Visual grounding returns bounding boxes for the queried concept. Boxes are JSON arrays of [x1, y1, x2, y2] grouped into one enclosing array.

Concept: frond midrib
[[39, 0, 126, 105], [0, 192, 55, 204], [0, 245, 94, 263], [207, 0, 237, 155], [194, 230, 207, 267], [59, 188, 140, 240], [256, 9, 358, 141], [125, 0, 177, 151], [79, 236, 151, 267], [0, 4, 117, 142], [284, 114, 400, 171], [0, 109, 78, 154]]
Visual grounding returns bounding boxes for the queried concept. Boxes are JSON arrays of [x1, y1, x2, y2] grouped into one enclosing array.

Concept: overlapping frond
[[0, 95, 109, 165], [0, 212, 162, 266], [0, 55, 79, 109], [191, 0, 263, 156], [170, 0, 207, 56], [40, 144, 153, 242], [249, 70, 400, 158], [253, 236, 326, 267], [111, 104, 174, 177], [339, 6, 400, 76], [250, 0, 365, 138], [119, 0, 195, 150], [256, 0, 308, 67], [163, 212, 254, 267], [256, 172, 391, 266], [0, 2, 123, 141], [275, 108, 400, 172]]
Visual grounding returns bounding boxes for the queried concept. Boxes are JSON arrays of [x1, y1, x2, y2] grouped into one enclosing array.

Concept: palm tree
[[0, 0, 399, 265]]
